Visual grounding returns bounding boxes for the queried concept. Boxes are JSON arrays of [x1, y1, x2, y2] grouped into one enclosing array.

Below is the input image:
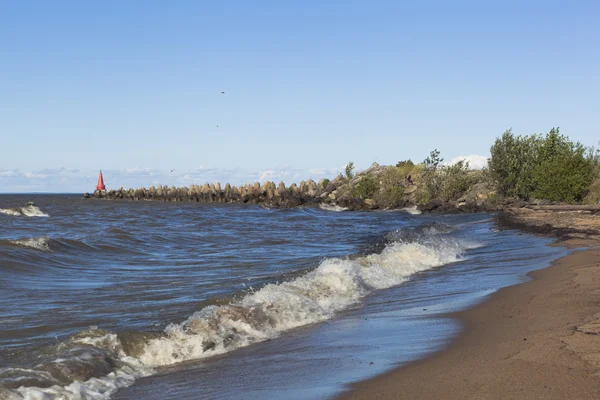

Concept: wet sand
[[341, 211, 600, 400]]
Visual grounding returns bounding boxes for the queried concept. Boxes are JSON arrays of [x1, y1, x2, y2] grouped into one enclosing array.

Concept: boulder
[[419, 199, 444, 212], [277, 182, 286, 196], [364, 199, 379, 209]]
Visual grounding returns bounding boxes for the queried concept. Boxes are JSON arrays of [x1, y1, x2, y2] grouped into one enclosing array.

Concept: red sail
[[96, 171, 106, 191]]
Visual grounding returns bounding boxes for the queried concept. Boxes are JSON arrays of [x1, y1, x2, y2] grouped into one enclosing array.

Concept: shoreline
[[339, 213, 600, 399]]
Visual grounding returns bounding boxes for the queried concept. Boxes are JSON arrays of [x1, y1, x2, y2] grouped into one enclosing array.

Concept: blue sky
[[1, 1, 598, 192]]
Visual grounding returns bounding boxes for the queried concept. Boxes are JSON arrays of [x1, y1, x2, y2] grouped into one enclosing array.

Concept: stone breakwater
[[85, 164, 501, 212], [87, 174, 378, 211]]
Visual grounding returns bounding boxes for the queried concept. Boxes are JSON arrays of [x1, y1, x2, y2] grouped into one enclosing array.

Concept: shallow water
[[0, 195, 565, 399]]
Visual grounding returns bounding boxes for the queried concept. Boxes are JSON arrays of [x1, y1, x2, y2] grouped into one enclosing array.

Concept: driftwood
[[528, 205, 600, 211]]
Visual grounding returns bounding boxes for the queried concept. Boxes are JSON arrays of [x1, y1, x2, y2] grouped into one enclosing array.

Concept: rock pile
[[87, 176, 380, 211], [85, 164, 500, 213]]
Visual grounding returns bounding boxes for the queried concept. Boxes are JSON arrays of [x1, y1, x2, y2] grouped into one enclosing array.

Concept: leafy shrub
[[376, 166, 406, 207], [585, 175, 600, 205], [488, 129, 540, 198], [533, 129, 594, 202], [489, 128, 596, 203], [352, 175, 378, 199], [439, 160, 473, 202], [583, 146, 600, 204], [417, 150, 472, 204], [396, 160, 414, 168]]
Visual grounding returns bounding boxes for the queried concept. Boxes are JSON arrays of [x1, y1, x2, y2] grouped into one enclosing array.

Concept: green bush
[[352, 174, 378, 199], [533, 129, 594, 202], [582, 146, 599, 204], [396, 160, 414, 168], [488, 129, 540, 198], [585, 175, 600, 205], [377, 186, 404, 207], [439, 160, 473, 202], [376, 166, 406, 207], [416, 150, 472, 204], [489, 128, 596, 203]]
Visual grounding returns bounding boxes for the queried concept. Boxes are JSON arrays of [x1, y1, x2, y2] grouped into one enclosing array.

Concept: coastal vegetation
[[345, 162, 355, 179], [416, 150, 473, 205], [90, 128, 600, 212], [488, 128, 598, 203]]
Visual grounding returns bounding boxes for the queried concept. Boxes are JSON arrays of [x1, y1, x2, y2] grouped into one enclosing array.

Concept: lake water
[[0, 195, 565, 399]]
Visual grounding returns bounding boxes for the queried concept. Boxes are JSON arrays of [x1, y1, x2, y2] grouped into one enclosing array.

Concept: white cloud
[[254, 167, 310, 184], [0, 164, 350, 192], [446, 154, 488, 170], [23, 171, 49, 179], [258, 169, 276, 182], [0, 170, 18, 177], [307, 167, 342, 178], [123, 167, 159, 175]]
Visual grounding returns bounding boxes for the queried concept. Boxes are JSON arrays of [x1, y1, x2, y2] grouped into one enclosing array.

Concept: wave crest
[[2, 227, 475, 399], [401, 205, 422, 215], [0, 203, 49, 217], [319, 204, 348, 212], [140, 233, 468, 367], [9, 236, 52, 252]]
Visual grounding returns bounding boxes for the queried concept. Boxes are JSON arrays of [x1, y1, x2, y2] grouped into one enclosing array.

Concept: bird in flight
[[170, 169, 175, 173], [221, 91, 225, 94]]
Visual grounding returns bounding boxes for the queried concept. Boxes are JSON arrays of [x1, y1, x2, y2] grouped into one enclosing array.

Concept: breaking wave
[[1, 228, 476, 399], [0, 329, 152, 400], [319, 204, 348, 212], [0, 203, 49, 217], [8, 236, 52, 252], [402, 205, 422, 215]]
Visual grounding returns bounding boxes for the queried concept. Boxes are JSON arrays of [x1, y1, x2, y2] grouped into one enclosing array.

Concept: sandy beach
[[341, 211, 600, 400]]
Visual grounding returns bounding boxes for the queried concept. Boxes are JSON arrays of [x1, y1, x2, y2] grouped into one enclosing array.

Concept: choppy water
[[0, 195, 565, 399]]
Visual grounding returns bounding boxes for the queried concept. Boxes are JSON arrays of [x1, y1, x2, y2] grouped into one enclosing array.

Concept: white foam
[[139, 237, 467, 367], [6, 334, 153, 400], [10, 237, 52, 252], [319, 204, 348, 212], [21, 205, 49, 217], [4, 233, 473, 399], [0, 205, 49, 217], [10, 358, 150, 400], [0, 208, 22, 217], [401, 205, 422, 215]]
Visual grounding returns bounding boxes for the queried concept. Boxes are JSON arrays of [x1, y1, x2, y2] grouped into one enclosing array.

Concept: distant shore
[[84, 162, 507, 213], [84, 157, 600, 214], [340, 210, 600, 399]]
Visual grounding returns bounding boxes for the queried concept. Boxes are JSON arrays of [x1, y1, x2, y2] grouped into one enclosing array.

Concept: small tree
[[424, 149, 443, 170], [420, 150, 443, 202], [417, 150, 472, 204], [345, 161, 355, 179], [533, 128, 594, 202], [488, 129, 541, 199], [489, 128, 596, 203], [584, 145, 600, 204], [439, 160, 472, 202]]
